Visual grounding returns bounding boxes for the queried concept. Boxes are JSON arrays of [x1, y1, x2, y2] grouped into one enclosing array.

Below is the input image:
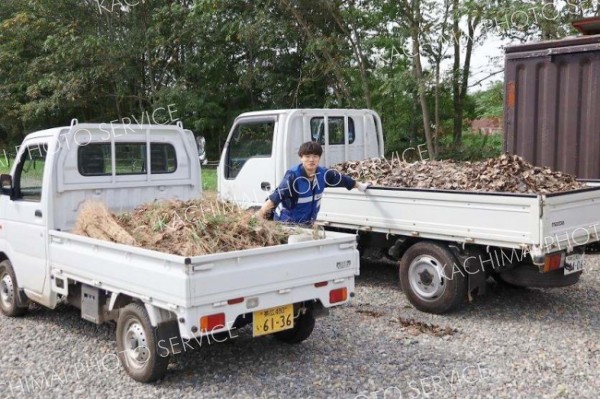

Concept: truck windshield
[[226, 120, 274, 179]]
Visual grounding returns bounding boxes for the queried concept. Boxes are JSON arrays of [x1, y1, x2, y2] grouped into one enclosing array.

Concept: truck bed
[[48, 229, 359, 337], [318, 186, 600, 256]]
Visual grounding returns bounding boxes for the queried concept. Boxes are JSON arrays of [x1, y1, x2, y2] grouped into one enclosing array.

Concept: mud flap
[[459, 254, 487, 302], [155, 319, 180, 357], [17, 289, 30, 308]]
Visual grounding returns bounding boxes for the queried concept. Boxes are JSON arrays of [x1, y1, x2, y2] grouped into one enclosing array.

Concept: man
[[257, 141, 369, 225]]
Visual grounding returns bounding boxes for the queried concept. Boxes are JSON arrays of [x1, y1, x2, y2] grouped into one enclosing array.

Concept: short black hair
[[298, 141, 323, 157]]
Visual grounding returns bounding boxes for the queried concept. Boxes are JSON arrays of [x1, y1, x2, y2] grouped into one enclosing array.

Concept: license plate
[[253, 304, 294, 337], [564, 253, 584, 275]]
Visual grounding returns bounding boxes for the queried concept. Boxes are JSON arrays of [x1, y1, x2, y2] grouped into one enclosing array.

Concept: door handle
[[35, 209, 42, 218], [261, 182, 271, 191]]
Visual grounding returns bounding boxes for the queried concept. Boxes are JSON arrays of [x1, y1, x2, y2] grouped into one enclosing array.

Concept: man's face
[[300, 154, 320, 175]]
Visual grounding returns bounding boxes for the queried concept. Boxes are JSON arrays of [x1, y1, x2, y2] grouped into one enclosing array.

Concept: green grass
[[0, 158, 13, 174], [202, 168, 217, 192], [438, 133, 503, 161]]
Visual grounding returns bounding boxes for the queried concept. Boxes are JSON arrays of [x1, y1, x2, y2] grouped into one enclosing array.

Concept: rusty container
[[504, 33, 600, 181]]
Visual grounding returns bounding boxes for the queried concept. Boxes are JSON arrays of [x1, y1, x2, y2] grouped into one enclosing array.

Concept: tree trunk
[[410, 0, 435, 159], [433, 0, 450, 158], [328, 2, 372, 108], [351, 24, 372, 109], [456, 12, 481, 147], [280, 0, 352, 103], [452, 0, 461, 146], [410, 89, 418, 144], [541, 0, 557, 40], [434, 64, 441, 157]]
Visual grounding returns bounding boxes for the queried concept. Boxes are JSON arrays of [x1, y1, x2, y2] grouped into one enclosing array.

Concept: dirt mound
[[74, 200, 303, 256], [334, 154, 585, 193]]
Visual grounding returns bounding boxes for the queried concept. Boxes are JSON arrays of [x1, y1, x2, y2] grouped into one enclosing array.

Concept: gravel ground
[[1, 256, 600, 399]]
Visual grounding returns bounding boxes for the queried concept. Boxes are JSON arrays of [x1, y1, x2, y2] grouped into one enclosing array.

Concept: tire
[[0, 260, 28, 317], [496, 264, 581, 288], [273, 308, 315, 344], [399, 242, 467, 314], [116, 303, 169, 383]]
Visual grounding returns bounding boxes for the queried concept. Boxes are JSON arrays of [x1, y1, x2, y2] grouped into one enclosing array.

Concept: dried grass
[[74, 199, 304, 256], [73, 201, 136, 245]]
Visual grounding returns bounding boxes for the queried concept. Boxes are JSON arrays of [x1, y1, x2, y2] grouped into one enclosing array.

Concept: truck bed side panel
[[319, 188, 541, 248], [48, 231, 190, 307]]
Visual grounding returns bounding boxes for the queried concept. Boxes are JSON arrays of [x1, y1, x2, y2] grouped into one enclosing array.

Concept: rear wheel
[[273, 308, 315, 344], [116, 303, 169, 382], [0, 260, 28, 317], [399, 242, 467, 314]]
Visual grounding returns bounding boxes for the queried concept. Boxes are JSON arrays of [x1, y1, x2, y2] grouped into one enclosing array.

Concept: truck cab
[[217, 109, 384, 207]]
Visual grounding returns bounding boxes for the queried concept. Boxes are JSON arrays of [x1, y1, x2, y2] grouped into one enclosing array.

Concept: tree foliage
[[0, 0, 598, 157], [471, 81, 503, 119]]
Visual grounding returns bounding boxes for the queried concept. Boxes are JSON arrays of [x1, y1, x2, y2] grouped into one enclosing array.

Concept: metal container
[[504, 34, 600, 181]]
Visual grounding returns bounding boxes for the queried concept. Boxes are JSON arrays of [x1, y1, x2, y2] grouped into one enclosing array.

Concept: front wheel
[[116, 303, 170, 382], [399, 242, 467, 314], [273, 308, 315, 344], [0, 260, 28, 317]]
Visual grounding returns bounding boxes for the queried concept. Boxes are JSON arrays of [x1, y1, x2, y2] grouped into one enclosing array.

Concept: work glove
[[356, 182, 371, 192]]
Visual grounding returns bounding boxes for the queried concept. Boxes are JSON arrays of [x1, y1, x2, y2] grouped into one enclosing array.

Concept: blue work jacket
[[268, 164, 356, 225]]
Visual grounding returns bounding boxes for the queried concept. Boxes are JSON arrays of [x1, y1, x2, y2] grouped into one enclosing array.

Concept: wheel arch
[[393, 238, 459, 260], [108, 292, 136, 312]]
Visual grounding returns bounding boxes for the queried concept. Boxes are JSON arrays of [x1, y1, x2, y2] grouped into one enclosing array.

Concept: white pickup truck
[[0, 121, 359, 382], [217, 108, 600, 314]]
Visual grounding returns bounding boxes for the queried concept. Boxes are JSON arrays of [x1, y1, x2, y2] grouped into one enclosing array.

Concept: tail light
[[543, 253, 563, 272], [200, 313, 225, 332], [314, 281, 328, 288], [329, 288, 348, 304]]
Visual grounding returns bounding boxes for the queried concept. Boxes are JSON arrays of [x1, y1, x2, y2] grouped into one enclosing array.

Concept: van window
[[310, 117, 355, 145], [225, 120, 274, 179], [78, 143, 177, 176], [15, 144, 47, 201]]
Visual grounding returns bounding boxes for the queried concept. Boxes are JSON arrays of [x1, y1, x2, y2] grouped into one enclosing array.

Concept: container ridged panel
[[505, 40, 600, 180]]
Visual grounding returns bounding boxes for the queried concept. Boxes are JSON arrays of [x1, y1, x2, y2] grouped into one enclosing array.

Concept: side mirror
[[1, 174, 14, 199], [196, 135, 208, 166]]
